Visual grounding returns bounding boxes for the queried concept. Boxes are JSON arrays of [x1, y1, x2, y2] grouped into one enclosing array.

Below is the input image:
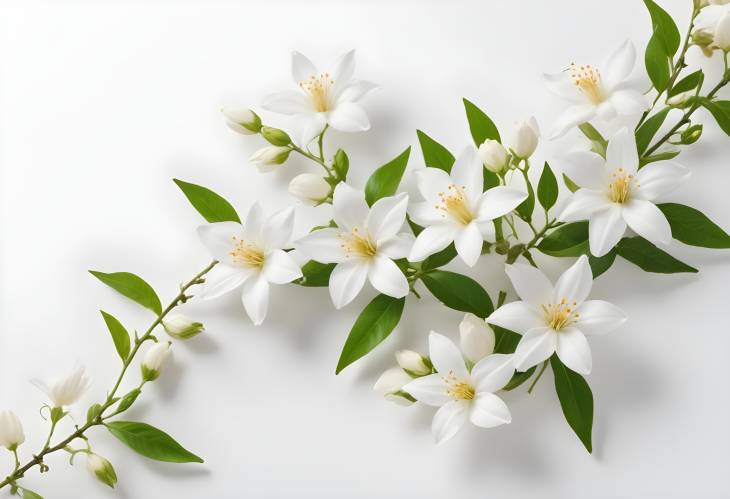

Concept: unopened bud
[[261, 126, 292, 146], [222, 108, 261, 135], [0, 410, 25, 451], [249, 146, 291, 172], [509, 117, 540, 159], [373, 367, 415, 406], [459, 313, 496, 364], [680, 124, 703, 144], [478, 140, 510, 173], [666, 91, 694, 108], [288, 174, 330, 205], [87, 453, 117, 488], [395, 350, 432, 376], [162, 315, 204, 340], [141, 342, 171, 382], [693, 29, 715, 48]]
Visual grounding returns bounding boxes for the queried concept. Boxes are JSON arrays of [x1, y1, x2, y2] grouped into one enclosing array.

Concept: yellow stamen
[[570, 63, 604, 105], [443, 370, 475, 401], [299, 73, 334, 112], [339, 227, 377, 258], [607, 167, 637, 204], [230, 237, 265, 268], [436, 184, 474, 226], [541, 298, 580, 332]]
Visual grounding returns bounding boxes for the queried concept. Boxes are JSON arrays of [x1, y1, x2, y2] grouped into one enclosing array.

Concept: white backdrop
[[2, 1, 730, 498]]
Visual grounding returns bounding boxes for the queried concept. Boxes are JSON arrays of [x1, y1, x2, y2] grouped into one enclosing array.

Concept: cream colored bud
[[87, 453, 118, 488], [222, 108, 261, 135], [288, 174, 331, 205], [395, 350, 431, 376], [141, 342, 172, 381], [459, 313, 496, 364], [163, 315, 204, 340], [478, 140, 510, 173], [509, 117, 540, 159], [0, 411, 25, 450], [249, 146, 291, 172], [373, 367, 415, 406]]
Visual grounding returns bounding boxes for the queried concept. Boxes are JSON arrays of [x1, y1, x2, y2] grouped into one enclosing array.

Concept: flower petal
[[378, 233, 414, 260], [609, 89, 649, 115], [328, 259, 369, 309], [477, 187, 528, 221], [450, 147, 483, 202], [429, 331, 468, 379], [409, 201, 444, 226], [295, 228, 347, 264], [555, 327, 592, 375], [331, 49, 355, 86], [459, 313, 495, 364], [548, 104, 597, 139], [469, 393, 511, 428], [504, 262, 554, 304], [558, 189, 611, 223], [454, 222, 483, 267], [634, 160, 690, 201], [553, 254, 593, 305], [432, 400, 469, 444], [560, 150, 607, 190], [290, 112, 327, 146], [261, 90, 311, 115], [472, 354, 514, 393], [197, 222, 243, 264], [588, 205, 626, 257], [576, 300, 627, 335], [241, 275, 270, 326], [368, 255, 409, 298], [336, 80, 378, 104], [374, 367, 411, 395], [487, 301, 543, 334], [332, 182, 369, 231], [544, 70, 581, 102], [200, 263, 252, 300], [327, 101, 370, 132], [413, 167, 452, 202], [606, 127, 638, 174], [367, 193, 409, 242], [291, 51, 318, 83], [244, 201, 264, 244], [262, 249, 302, 284], [512, 327, 557, 372], [601, 40, 636, 92], [622, 199, 672, 246], [402, 373, 450, 407], [261, 206, 295, 250], [408, 225, 457, 262]]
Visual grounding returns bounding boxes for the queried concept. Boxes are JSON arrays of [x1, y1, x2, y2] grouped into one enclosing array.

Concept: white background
[[2, 1, 729, 498]]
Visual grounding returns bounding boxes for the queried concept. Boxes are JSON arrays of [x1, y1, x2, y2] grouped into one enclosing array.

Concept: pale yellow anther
[[339, 227, 377, 258], [541, 297, 581, 331], [436, 184, 474, 226], [570, 62, 604, 105], [230, 237, 265, 268], [299, 73, 335, 112], [442, 370, 475, 401]]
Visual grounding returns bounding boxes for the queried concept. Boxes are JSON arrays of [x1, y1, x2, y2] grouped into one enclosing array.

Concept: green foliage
[[364, 147, 411, 206], [668, 69, 703, 97], [173, 178, 241, 223], [551, 355, 593, 453], [297, 261, 336, 287], [701, 100, 730, 136], [537, 222, 589, 257], [90, 271, 162, 315], [416, 130, 455, 172], [421, 270, 494, 318], [645, 30, 671, 92], [463, 98, 501, 145], [643, 0, 681, 56], [100, 311, 131, 361], [616, 237, 697, 273], [657, 203, 730, 248], [421, 244, 458, 271], [106, 421, 203, 463], [636, 107, 670, 154], [333, 149, 350, 180], [537, 162, 558, 211]]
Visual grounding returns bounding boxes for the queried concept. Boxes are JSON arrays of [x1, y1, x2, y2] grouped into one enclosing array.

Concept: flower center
[[299, 73, 334, 112], [436, 184, 474, 226], [443, 370, 475, 401], [541, 298, 580, 332], [570, 63, 604, 105], [339, 227, 377, 258], [607, 167, 637, 204], [230, 237, 265, 268]]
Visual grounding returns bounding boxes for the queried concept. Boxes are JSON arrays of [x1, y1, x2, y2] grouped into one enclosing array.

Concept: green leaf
[[562, 173, 580, 193], [173, 178, 241, 223], [645, 29, 671, 92], [492, 326, 521, 354], [421, 270, 494, 318], [90, 271, 162, 315], [333, 149, 349, 180], [117, 388, 142, 413], [639, 149, 681, 167], [537, 162, 558, 211], [407, 215, 424, 236], [551, 355, 593, 453], [86, 403, 103, 425], [578, 123, 607, 157], [516, 175, 535, 221], [643, 0, 681, 56], [297, 261, 335, 287], [22, 489, 44, 499], [537, 222, 588, 257], [636, 107, 670, 154], [588, 250, 616, 279], [503, 366, 536, 391], [657, 203, 730, 248], [616, 237, 697, 273], [701, 100, 730, 136], [463, 98, 501, 145], [483, 169, 500, 190], [106, 421, 203, 463], [100, 311, 131, 361], [364, 147, 411, 206], [421, 243, 458, 271], [416, 130, 455, 172], [668, 69, 703, 97], [336, 295, 405, 373]]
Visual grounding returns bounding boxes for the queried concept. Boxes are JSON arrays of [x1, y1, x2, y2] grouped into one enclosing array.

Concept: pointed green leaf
[[616, 236, 697, 273], [100, 311, 131, 361], [22, 489, 44, 499], [416, 130, 455, 172], [701, 100, 730, 136], [106, 421, 203, 463], [668, 69, 704, 97], [645, 29, 671, 92], [551, 355, 593, 453], [463, 98, 500, 145], [421, 270, 494, 318], [296, 261, 336, 287], [562, 173, 580, 193], [516, 175, 535, 221], [503, 366, 536, 391], [90, 271, 162, 315], [173, 178, 241, 223], [588, 250, 616, 279], [421, 244, 458, 271], [537, 162, 558, 211], [578, 123, 607, 157], [536, 222, 589, 257], [657, 203, 730, 248], [636, 107, 670, 154], [643, 0, 680, 56], [364, 147, 411, 206]]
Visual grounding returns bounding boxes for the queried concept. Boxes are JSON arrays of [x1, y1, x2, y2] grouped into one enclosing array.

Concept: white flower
[[544, 41, 649, 138], [87, 453, 117, 488], [31, 365, 91, 408], [288, 173, 331, 205], [222, 107, 261, 135], [296, 183, 412, 309], [395, 350, 431, 376], [197, 202, 302, 325], [487, 255, 627, 375], [162, 315, 204, 340], [477, 139, 509, 173], [714, 12, 730, 50], [374, 367, 415, 406], [508, 117, 540, 159], [141, 342, 171, 381], [408, 148, 527, 266], [403, 332, 514, 444], [695, 2, 730, 37], [459, 313, 496, 364], [249, 146, 291, 173], [558, 127, 690, 257], [0, 410, 25, 450], [262, 50, 378, 146]]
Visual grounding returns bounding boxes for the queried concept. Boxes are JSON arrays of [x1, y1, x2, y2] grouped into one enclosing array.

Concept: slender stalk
[[527, 360, 549, 394], [0, 261, 217, 491]]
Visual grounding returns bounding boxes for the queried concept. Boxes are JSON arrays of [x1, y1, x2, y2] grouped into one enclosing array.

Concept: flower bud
[[141, 342, 171, 382], [478, 140, 510, 173], [373, 367, 415, 406], [395, 350, 432, 376], [87, 453, 118, 488], [714, 12, 730, 51], [0, 410, 25, 451], [250, 146, 291, 173], [680, 124, 703, 144], [666, 91, 694, 108], [459, 313, 496, 364], [162, 315, 204, 340], [288, 174, 331, 205], [260, 126, 292, 146], [693, 29, 715, 49], [222, 108, 261, 135], [509, 117, 540, 159]]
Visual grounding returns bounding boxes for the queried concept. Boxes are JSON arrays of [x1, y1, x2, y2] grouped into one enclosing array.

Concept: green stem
[[527, 360, 549, 394], [0, 261, 217, 491]]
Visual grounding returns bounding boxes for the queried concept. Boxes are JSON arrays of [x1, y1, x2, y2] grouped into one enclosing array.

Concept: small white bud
[[459, 313, 496, 364], [222, 107, 261, 135], [0, 410, 25, 450], [288, 174, 331, 205], [87, 453, 118, 488], [249, 146, 291, 172], [477, 139, 510, 173], [714, 12, 730, 51], [141, 342, 172, 382], [509, 116, 540, 159], [395, 350, 431, 376], [666, 91, 694, 108], [373, 367, 415, 406], [162, 315, 204, 340]]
